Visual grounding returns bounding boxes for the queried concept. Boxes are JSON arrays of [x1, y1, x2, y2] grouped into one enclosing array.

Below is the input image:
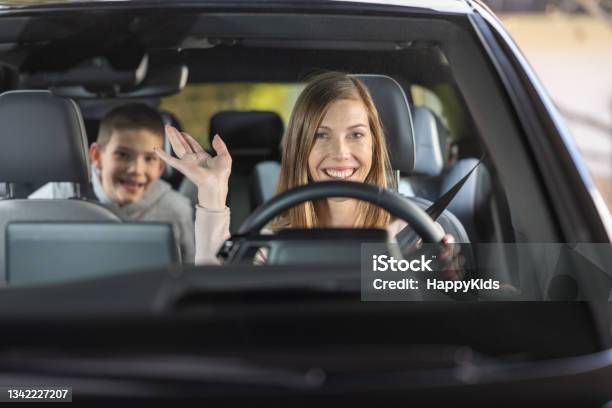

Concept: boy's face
[[90, 129, 165, 206]]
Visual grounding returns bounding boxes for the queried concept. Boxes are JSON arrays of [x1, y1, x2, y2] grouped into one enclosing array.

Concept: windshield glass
[[0, 6, 609, 306]]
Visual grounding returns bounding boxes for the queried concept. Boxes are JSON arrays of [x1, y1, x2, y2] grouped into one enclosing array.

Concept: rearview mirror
[[49, 61, 188, 99]]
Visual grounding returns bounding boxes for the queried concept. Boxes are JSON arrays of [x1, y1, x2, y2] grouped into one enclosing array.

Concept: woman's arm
[[194, 205, 231, 265], [155, 126, 233, 264]]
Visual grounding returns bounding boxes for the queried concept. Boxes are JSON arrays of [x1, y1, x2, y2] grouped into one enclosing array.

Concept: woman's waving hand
[[155, 125, 232, 210]]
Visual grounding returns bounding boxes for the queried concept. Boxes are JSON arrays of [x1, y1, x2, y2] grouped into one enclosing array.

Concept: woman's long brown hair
[[271, 71, 394, 230]]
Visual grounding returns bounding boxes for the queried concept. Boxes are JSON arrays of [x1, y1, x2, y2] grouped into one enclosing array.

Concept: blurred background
[[483, 0, 611, 211]]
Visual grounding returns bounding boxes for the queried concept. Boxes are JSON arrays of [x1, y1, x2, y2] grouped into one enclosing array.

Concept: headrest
[[411, 107, 449, 177], [0, 91, 90, 183], [210, 111, 283, 161], [352, 75, 415, 173]]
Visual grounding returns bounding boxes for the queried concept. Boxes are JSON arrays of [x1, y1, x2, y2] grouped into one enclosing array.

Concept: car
[[0, 0, 610, 405]]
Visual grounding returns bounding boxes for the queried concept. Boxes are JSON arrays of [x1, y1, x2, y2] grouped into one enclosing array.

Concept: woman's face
[[308, 98, 373, 184]]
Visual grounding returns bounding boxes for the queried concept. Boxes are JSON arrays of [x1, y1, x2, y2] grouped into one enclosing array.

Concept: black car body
[[0, 0, 610, 405]]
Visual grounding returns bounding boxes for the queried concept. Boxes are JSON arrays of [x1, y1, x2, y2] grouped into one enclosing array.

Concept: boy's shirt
[[29, 167, 195, 263]]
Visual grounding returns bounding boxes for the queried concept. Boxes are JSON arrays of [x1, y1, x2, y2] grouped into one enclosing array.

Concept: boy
[[30, 103, 195, 262]]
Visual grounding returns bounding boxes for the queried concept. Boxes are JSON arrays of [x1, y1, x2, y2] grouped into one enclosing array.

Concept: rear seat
[[179, 110, 283, 232]]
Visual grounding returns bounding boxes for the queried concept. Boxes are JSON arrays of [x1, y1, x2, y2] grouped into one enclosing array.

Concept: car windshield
[[0, 4, 611, 394], [0, 1, 607, 291]]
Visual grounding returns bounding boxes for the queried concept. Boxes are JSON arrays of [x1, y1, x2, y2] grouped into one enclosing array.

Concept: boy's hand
[[155, 125, 232, 210]]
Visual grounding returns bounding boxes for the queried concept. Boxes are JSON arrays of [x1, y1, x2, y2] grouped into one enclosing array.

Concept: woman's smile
[[308, 98, 373, 184], [321, 166, 359, 180]]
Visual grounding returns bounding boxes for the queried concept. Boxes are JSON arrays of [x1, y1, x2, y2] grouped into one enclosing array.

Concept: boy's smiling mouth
[[118, 178, 146, 193]]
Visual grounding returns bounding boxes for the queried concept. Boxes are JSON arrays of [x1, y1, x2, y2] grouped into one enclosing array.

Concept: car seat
[[400, 106, 450, 200], [404, 106, 497, 242], [0, 90, 121, 284], [352, 74, 469, 242], [6, 222, 178, 286]]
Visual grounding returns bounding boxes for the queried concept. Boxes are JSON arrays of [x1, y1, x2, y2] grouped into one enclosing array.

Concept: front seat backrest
[[0, 90, 121, 284], [354, 75, 470, 243], [352, 74, 416, 174], [404, 106, 451, 200], [411, 106, 448, 177], [7, 222, 178, 286], [0, 91, 92, 184]]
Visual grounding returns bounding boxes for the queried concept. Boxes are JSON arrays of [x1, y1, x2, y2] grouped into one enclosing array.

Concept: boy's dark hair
[[97, 103, 165, 147]]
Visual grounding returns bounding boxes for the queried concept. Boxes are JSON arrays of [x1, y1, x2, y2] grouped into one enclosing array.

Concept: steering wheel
[[238, 181, 445, 243]]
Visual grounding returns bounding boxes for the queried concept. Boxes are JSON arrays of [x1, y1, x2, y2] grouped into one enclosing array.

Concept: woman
[[155, 71, 417, 264]]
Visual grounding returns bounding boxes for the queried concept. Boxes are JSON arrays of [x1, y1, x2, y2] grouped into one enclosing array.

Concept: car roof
[[0, 0, 474, 14], [333, 0, 472, 13]]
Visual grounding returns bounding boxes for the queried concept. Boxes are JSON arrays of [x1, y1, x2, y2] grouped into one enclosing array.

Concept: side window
[[411, 84, 469, 144], [411, 84, 448, 128]]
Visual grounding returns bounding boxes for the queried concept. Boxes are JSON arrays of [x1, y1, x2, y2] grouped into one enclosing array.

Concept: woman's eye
[[315, 132, 328, 139], [350, 132, 364, 139]]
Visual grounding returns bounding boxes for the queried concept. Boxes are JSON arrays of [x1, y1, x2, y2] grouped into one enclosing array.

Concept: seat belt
[[396, 155, 485, 246]]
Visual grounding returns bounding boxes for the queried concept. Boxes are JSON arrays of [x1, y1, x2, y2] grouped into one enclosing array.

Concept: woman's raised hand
[[155, 125, 232, 210]]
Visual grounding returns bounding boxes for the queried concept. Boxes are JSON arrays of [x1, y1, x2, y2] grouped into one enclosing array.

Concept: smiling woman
[[156, 71, 412, 264], [275, 71, 393, 230]]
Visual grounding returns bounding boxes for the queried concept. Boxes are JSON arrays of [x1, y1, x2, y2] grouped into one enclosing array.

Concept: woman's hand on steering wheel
[[155, 125, 232, 210]]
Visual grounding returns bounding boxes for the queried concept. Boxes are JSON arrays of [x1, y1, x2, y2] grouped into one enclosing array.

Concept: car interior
[[0, 4, 610, 404], [0, 9, 562, 291]]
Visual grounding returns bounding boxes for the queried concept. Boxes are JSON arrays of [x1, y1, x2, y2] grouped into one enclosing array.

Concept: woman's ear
[[89, 143, 102, 169]]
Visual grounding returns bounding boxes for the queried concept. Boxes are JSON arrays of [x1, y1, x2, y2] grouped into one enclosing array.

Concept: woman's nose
[[330, 136, 351, 159]]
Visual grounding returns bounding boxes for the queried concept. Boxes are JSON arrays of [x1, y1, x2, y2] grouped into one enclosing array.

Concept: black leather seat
[[6, 222, 177, 286], [354, 75, 469, 242], [400, 106, 450, 201], [0, 90, 121, 284], [404, 106, 495, 242]]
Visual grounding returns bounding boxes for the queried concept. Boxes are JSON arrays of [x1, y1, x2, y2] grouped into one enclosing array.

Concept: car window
[[411, 83, 468, 144], [1, 6, 611, 403], [0, 4, 606, 306]]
